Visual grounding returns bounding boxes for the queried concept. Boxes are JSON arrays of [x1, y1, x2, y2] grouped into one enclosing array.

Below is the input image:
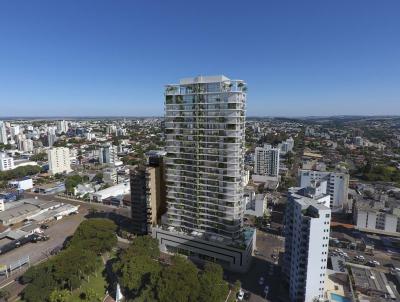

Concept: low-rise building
[[353, 200, 400, 235], [299, 169, 349, 211], [8, 177, 33, 191], [90, 182, 130, 203], [0, 153, 14, 171], [348, 263, 399, 300]]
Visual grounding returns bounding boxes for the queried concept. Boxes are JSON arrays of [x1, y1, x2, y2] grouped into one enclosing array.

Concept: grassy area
[[69, 265, 107, 301]]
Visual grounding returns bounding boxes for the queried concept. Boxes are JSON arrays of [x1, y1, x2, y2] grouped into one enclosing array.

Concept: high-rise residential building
[[10, 125, 20, 138], [106, 125, 117, 135], [130, 150, 167, 235], [299, 169, 349, 211], [47, 133, 56, 147], [0, 121, 7, 144], [279, 137, 295, 154], [48, 147, 72, 175], [254, 144, 280, 178], [283, 184, 331, 302], [56, 120, 69, 133], [18, 138, 34, 152], [152, 75, 255, 272], [0, 153, 15, 171], [99, 143, 118, 165]]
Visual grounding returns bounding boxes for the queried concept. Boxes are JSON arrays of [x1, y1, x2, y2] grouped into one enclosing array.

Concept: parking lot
[[0, 211, 85, 286]]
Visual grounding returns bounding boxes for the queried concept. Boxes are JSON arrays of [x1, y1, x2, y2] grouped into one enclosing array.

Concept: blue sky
[[0, 0, 399, 117]]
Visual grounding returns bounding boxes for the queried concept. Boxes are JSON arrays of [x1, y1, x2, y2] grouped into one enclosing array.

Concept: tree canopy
[[113, 236, 229, 302], [21, 219, 117, 302]]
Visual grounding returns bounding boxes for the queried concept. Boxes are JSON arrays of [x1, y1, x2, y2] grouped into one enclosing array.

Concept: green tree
[[68, 218, 117, 254], [30, 152, 47, 162], [64, 174, 84, 193], [198, 263, 228, 302], [113, 236, 161, 296], [155, 256, 200, 302], [49, 289, 71, 302], [79, 288, 101, 302]]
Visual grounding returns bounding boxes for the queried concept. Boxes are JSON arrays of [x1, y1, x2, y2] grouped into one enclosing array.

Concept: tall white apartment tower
[[0, 121, 8, 144], [48, 147, 72, 175], [153, 75, 255, 272], [56, 120, 69, 133], [283, 185, 331, 302], [254, 144, 280, 177]]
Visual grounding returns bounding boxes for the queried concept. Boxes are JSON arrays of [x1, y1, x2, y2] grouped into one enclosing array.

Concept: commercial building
[[130, 150, 167, 235], [299, 169, 349, 211], [90, 182, 130, 203], [283, 184, 331, 302], [99, 143, 118, 165], [0, 153, 14, 171], [0, 198, 62, 225], [8, 177, 33, 191], [48, 147, 72, 175], [348, 263, 398, 300], [0, 121, 7, 144], [153, 75, 255, 272]]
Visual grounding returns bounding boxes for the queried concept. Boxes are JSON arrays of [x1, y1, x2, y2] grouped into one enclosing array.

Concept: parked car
[[258, 276, 264, 285], [264, 285, 269, 296]]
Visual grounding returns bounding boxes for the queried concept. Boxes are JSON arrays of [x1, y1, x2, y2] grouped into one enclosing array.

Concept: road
[[225, 230, 286, 302]]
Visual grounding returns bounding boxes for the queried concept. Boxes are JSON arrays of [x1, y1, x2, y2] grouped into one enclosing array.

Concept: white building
[[99, 143, 118, 165], [18, 138, 34, 152], [299, 169, 349, 211], [245, 193, 267, 217], [9, 177, 33, 191], [153, 75, 254, 272], [56, 120, 69, 133], [48, 147, 72, 175], [279, 137, 294, 155], [254, 144, 280, 178], [103, 168, 118, 184], [106, 125, 117, 135], [283, 185, 331, 302], [0, 121, 7, 144], [0, 153, 14, 171], [10, 125, 20, 138], [85, 132, 95, 141], [90, 182, 130, 202], [353, 202, 400, 235]]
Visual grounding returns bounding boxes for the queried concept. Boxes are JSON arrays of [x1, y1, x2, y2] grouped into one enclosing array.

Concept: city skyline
[[1, 0, 400, 116]]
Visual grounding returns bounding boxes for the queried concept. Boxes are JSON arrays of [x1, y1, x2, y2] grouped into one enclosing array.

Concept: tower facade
[[164, 75, 246, 239], [283, 185, 331, 302]]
